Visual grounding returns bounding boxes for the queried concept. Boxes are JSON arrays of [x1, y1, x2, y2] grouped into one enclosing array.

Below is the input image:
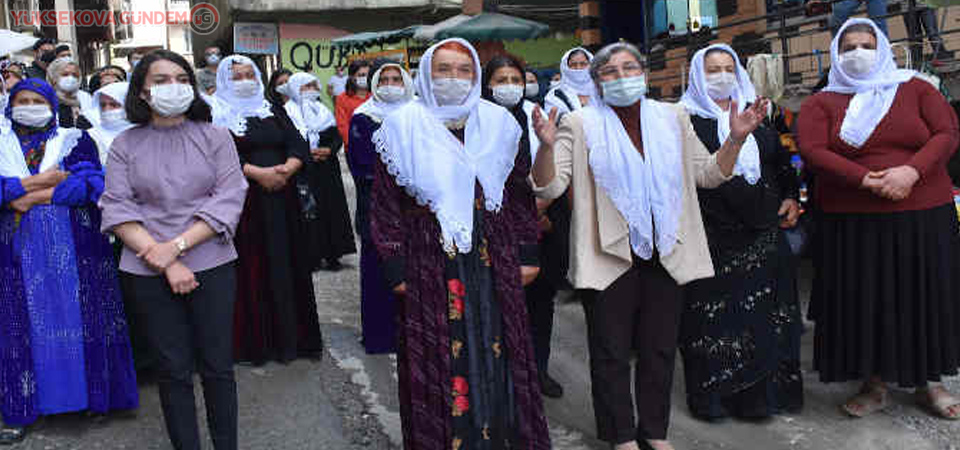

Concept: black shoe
[[539, 372, 564, 398], [0, 427, 26, 445]]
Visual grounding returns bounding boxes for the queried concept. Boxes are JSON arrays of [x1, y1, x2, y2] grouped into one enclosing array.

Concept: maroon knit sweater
[[798, 78, 959, 214]]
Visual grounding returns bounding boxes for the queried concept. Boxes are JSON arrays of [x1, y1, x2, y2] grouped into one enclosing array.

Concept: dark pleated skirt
[[810, 202, 960, 387]]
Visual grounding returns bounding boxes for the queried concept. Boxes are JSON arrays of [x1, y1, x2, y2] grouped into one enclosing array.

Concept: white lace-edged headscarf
[[353, 63, 415, 123], [211, 54, 274, 136], [681, 44, 762, 184], [371, 38, 522, 254]]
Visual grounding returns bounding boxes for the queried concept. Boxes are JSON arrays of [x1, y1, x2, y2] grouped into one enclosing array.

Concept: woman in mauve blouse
[[799, 19, 960, 420], [99, 50, 248, 450]]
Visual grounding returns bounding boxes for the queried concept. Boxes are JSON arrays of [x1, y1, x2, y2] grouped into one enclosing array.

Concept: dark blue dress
[[347, 113, 398, 354], [0, 129, 139, 426]]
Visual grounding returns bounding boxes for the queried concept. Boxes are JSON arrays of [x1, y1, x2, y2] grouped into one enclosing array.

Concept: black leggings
[[123, 263, 238, 450]]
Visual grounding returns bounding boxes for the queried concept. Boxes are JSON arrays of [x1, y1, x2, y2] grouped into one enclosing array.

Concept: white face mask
[[549, 80, 561, 90], [376, 85, 407, 103], [58, 76, 80, 93], [566, 67, 591, 85], [525, 82, 539, 98], [355, 76, 369, 90], [275, 82, 289, 97], [705, 71, 738, 100], [491, 84, 523, 108], [601, 75, 647, 107], [432, 78, 473, 106], [301, 90, 321, 102], [100, 108, 128, 130], [12, 104, 53, 128], [206, 54, 220, 65], [232, 79, 259, 98], [149, 83, 195, 117], [840, 48, 877, 77]]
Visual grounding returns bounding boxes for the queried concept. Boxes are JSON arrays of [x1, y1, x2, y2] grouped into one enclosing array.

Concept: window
[[113, 0, 134, 41], [651, 0, 720, 36], [8, 0, 40, 32]]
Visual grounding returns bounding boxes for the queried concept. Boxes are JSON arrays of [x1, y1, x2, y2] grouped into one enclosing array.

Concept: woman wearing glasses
[[531, 42, 767, 450]]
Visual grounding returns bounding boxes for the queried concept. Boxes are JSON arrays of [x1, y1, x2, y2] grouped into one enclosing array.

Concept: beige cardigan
[[531, 102, 731, 291]]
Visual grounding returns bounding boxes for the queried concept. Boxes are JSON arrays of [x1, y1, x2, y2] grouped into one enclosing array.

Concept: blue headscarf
[[4, 78, 59, 173]]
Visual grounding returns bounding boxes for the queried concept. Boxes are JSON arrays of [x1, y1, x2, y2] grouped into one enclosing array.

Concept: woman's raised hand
[[532, 106, 559, 148]]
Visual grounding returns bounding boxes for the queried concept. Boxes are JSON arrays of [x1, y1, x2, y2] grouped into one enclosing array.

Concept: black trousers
[[580, 258, 683, 443], [124, 263, 238, 450], [524, 275, 557, 375]]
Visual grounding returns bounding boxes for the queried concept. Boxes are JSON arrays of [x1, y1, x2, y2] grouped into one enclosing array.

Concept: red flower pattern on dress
[[447, 279, 466, 298], [452, 395, 470, 417], [452, 376, 469, 397], [449, 298, 465, 321]]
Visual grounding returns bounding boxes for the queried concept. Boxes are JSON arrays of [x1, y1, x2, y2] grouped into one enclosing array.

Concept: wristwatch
[[175, 236, 188, 256]]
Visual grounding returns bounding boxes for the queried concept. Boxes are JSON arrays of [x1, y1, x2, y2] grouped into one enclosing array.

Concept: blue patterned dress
[[0, 79, 138, 426]]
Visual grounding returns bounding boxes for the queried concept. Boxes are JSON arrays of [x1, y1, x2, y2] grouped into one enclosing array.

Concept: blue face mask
[[600, 75, 647, 107]]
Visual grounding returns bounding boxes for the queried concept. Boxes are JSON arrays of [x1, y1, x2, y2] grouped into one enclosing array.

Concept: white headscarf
[[825, 18, 915, 148], [211, 54, 273, 136], [681, 44, 762, 185], [543, 47, 596, 113], [89, 81, 133, 165], [559, 47, 596, 97], [0, 126, 82, 178], [372, 38, 522, 254], [583, 96, 684, 260], [283, 72, 336, 148], [353, 63, 415, 123]]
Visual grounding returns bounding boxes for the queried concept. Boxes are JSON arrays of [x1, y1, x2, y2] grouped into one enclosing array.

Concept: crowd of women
[[0, 15, 958, 450], [0, 40, 355, 449]]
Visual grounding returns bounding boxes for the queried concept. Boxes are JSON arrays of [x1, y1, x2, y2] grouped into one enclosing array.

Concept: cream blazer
[[531, 102, 731, 291]]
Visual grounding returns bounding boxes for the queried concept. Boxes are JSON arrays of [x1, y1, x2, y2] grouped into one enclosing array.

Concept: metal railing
[[643, 0, 955, 94]]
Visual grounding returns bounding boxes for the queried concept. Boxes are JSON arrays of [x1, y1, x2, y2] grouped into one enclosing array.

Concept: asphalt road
[[7, 154, 960, 450], [315, 155, 960, 450]]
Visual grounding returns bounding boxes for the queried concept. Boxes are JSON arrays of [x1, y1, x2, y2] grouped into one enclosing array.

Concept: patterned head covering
[[5, 78, 59, 173]]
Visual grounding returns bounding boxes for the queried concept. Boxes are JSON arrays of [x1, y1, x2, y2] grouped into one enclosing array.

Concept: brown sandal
[[915, 386, 960, 421], [841, 383, 889, 418]]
